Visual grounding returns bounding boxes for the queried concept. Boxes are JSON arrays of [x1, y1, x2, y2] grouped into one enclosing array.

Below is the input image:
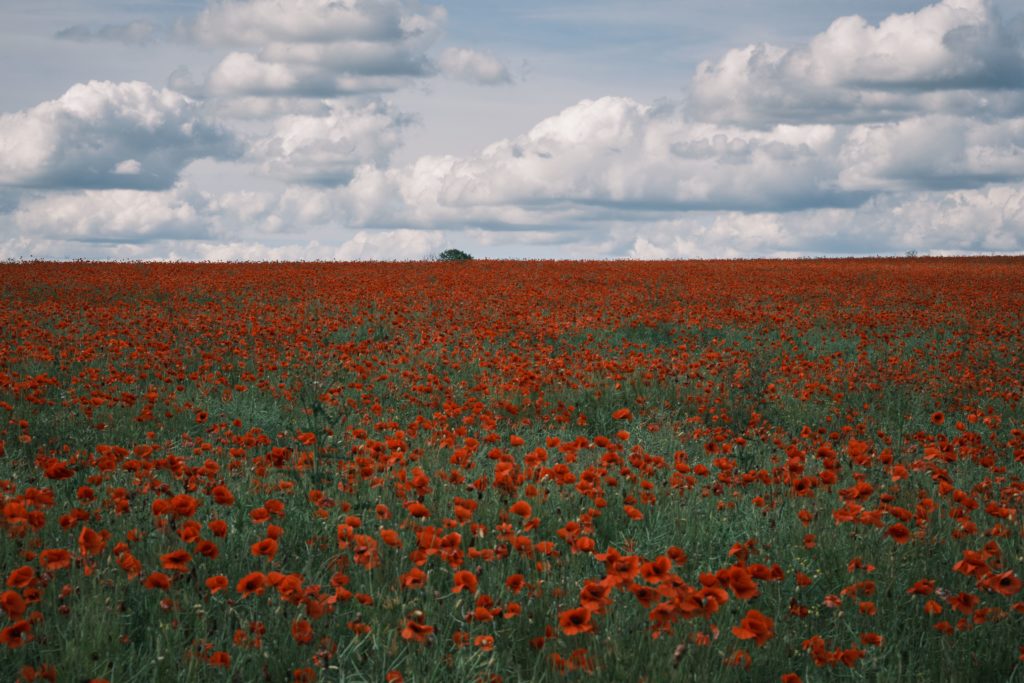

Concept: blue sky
[[1, 0, 1023, 260]]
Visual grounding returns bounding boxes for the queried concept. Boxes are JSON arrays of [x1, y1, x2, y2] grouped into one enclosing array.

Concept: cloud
[[185, 0, 441, 47], [11, 186, 211, 243], [247, 99, 413, 185], [836, 115, 1024, 191], [183, 229, 440, 261], [0, 81, 241, 190], [188, 0, 446, 97], [329, 97, 1023, 223], [55, 21, 159, 45], [688, 0, 1024, 125], [437, 47, 512, 85], [625, 183, 1024, 258]]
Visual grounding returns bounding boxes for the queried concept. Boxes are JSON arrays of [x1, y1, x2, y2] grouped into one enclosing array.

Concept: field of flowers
[[1, 258, 1023, 682]]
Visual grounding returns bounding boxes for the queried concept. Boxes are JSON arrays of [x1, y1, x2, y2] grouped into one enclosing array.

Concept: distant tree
[[437, 248, 473, 262]]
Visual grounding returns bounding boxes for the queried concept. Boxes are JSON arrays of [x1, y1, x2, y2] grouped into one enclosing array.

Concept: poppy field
[[2, 258, 1024, 682]]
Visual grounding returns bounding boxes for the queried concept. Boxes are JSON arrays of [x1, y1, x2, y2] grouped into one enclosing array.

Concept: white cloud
[[625, 183, 1024, 258], [0, 81, 240, 190], [186, 0, 442, 47], [333, 228, 443, 259], [247, 100, 412, 185], [191, 0, 445, 98], [437, 47, 512, 85], [6, 0, 1024, 262], [688, 0, 1024, 125], [836, 115, 1024, 191], [11, 186, 210, 243], [334, 97, 1024, 221]]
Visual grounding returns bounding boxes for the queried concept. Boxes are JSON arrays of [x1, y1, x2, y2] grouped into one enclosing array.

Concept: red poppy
[[291, 619, 313, 644], [6, 566, 35, 589], [452, 570, 478, 594], [731, 609, 775, 646], [401, 619, 434, 643], [509, 500, 532, 518], [143, 572, 171, 590], [211, 485, 234, 505], [558, 607, 594, 635], [160, 550, 192, 573], [401, 568, 427, 589], [208, 651, 231, 668], [78, 527, 106, 557], [203, 575, 227, 595], [39, 549, 72, 571], [251, 538, 279, 560], [887, 523, 911, 544], [0, 590, 26, 619], [986, 570, 1022, 597], [0, 620, 32, 648], [236, 572, 266, 597]]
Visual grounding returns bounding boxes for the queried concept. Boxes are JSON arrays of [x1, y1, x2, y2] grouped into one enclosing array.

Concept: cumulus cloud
[[688, 0, 1024, 125], [186, 230, 441, 261], [11, 186, 211, 243], [437, 48, 512, 85], [184, 0, 441, 46], [0, 81, 241, 190], [247, 100, 413, 185], [188, 0, 445, 97], [7, 0, 1024, 261], [323, 97, 1024, 222], [625, 183, 1024, 258], [55, 20, 160, 45]]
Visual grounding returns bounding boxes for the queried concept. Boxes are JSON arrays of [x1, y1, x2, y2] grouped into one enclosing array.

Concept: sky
[[1, 0, 1023, 260]]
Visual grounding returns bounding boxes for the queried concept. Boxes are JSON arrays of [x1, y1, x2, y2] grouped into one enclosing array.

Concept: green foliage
[[437, 248, 473, 262]]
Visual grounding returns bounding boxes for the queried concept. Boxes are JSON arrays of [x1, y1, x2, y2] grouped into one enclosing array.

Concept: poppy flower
[[986, 571, 1022, 597], [169, 495, 198, 518], [510, 500, 532, 518], [236, 572, 266, 597], [143, 572, 171, 590], [612, 408, 632, 420], [6, 566, 35, 589], [0, 590, 26, 619], [205, 575, 228, 594], [208, 651, 231, 668], [291, 619, 313, 644], [887, 523, 911, 544], [160, 550, 192, 573], [401, 568, 427, 590], [505, 574, 525, 593], [558, 607, 594, 635], [0, 620, 32, 648], [401, 619, 434, 643], [725, 566, 759, 600], [406, 502, 430, 518], [78, 527, 106, 557], [39, 549, 72, 571], [211, 486, 234, 505], [251, 538, 279, 560], [452, 570, 478, 594], [731, 609, 774, 646], [579, 581, 612, 613]]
